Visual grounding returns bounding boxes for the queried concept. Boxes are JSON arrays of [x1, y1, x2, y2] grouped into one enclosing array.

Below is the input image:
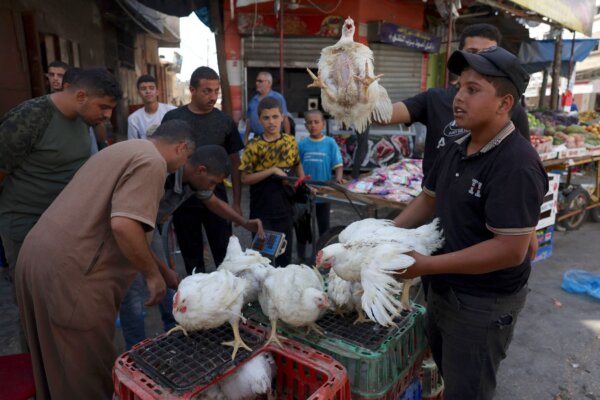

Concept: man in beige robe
[[15, 120, 195, 399]]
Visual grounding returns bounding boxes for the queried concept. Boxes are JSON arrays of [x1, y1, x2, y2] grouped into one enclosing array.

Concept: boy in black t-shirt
[[240, 97, 305, 266], [393, 47, 548, 399]]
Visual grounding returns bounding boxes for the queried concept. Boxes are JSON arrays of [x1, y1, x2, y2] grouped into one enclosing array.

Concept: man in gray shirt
[[0, 68, 121, 281], [119, 144, 264, 350]]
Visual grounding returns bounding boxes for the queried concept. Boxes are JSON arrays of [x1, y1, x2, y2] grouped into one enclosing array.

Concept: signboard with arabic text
[[367, 22, 441, 53]]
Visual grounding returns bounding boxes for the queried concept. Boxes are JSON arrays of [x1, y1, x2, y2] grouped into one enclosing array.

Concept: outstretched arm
[[387, 101, 412, 125], [203, 195, 265, 237]]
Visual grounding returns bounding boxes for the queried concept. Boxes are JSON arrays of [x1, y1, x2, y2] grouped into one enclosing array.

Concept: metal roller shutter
[[370, 43, 423, 102], [242, 36, 336, 68]]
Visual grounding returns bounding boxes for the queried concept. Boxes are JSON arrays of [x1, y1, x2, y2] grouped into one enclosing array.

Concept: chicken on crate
[[168, 269, 252, 360], [112, 324, 352, 400], [217, 236, 274, 304], [306, 16, 392, 134], [317, 218, 443, 326], [258, 264, 330, 347]]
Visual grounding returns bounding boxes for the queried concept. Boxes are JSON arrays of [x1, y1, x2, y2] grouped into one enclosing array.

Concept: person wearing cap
[[393, 47, 548, 399], [384, 24, 529, 180]]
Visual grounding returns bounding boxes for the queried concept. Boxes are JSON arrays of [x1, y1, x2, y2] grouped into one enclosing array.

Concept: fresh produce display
[[579, 111, 598, 123], [531, 110, 579, 128], [530, 136, 553, 153], [583, 124, 600, 147]]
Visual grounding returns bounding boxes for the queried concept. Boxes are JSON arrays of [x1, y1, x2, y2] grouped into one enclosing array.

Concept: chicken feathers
[[307, 16, 392, 133]]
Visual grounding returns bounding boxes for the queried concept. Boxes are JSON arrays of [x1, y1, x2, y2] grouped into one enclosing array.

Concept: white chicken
[[326, 268, 366, 323], [196, 352, 277, 400], [317, 219, 443, 326], [306, 16, 392, 133], [258, 264, 330, 347], [217, 236, 274, 304], [168, 270, 252, 360], [219, 352, 276, 400]]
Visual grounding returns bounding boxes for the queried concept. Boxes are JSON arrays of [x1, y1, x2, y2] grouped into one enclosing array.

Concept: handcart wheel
[[590, 203, 600, 223], [558, 187, 591, 230]]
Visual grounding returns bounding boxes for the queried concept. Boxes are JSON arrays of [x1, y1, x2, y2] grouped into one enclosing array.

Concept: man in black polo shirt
[[162, 66, 244, 275], [393, 47, 548, 399], [386, 23, 529, 179]]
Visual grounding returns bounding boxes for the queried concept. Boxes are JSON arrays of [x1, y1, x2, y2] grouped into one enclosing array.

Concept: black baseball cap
[[447, 46, 530, 97]]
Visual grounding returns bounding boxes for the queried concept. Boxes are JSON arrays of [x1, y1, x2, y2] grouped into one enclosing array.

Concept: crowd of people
[[0, 22, 549, 400]]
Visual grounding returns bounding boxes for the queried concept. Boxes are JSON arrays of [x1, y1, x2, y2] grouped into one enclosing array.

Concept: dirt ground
[[2, 189, 599, 399]]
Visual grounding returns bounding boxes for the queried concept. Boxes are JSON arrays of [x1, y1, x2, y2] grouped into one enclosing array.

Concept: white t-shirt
[[127, 102, 176, 139]]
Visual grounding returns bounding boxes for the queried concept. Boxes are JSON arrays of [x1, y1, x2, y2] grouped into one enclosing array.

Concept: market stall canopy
[[510, 0, 595, 36], [135, 0, 210, 17], [518, 39, 600, 76]]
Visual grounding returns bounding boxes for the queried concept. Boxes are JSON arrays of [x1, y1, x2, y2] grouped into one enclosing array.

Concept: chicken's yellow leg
[[306, 68, 337, 102], [166, 325, 189, 336], [400, 278, 413, 310], [353, 307, 369, 324], [354, 62, 384, 102], [265, 319, 284, 348], [222, 319, 253, 360]]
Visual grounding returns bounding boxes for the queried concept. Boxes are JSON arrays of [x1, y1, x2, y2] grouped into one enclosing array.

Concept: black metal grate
[[313, 309, 413, 351], [129, 325, 265, 393]]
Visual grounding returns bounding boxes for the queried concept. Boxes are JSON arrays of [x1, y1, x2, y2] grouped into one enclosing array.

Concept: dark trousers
[[172, 204, 231, 275], [254, 215, 294, 267], [297, 202, 331, 259], [426, 284, 528, 400]]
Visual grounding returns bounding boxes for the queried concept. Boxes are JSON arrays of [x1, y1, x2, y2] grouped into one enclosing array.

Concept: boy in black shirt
[[240, 97, 305, 266], [394, 47, 548, 399]]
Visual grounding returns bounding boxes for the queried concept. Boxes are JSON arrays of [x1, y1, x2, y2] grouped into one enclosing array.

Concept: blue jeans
[[119, 229, 177, 350]]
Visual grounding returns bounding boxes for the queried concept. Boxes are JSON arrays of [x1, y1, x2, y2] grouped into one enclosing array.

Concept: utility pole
[[549, 31, 562, 111], [210, 0, 232, 114]]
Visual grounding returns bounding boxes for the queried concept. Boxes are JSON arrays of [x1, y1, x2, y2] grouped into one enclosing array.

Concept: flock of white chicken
[[166, 16, 440, 400], [168, 218, 442, 399]]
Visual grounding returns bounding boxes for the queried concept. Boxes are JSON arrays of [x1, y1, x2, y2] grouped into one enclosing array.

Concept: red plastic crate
[[0, 353, 36, 400], [113, 323, 351, 400]]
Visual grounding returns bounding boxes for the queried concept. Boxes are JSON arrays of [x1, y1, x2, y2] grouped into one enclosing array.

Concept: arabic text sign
[[375, 22, 441, 53]]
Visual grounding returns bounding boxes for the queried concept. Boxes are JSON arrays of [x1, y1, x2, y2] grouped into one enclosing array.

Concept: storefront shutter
[[242, 36, 337, 68], [370, 43, 423, 102]]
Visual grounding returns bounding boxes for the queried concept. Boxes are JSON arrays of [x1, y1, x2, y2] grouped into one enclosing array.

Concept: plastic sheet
[[561, 269, 600, 300]]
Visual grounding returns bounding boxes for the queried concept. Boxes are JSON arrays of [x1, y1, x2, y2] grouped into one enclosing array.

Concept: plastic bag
[[561, 269, 600, 300]]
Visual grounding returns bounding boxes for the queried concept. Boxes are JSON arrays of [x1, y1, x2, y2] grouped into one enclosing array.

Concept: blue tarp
[[518, 39, 600, 76]]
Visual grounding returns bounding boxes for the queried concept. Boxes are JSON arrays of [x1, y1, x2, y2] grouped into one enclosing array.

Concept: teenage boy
[[128, 75, 176, 139], [240, 97, 305, 266], [393, 47, 548, 400], [297, 110, 344, 261]]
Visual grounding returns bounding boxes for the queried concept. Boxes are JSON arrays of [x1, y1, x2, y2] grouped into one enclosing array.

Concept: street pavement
[[1, 198, 599, 399]]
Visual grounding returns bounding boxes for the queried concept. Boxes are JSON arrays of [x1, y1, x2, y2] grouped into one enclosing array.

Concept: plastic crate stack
[[420, 357, 444, 400], [245, 302, 428, 399], [112, 322, 351, 400]]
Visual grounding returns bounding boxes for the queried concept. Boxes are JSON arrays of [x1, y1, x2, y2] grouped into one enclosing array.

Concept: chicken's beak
[[315, 250, 322, 266], [318, 297, 330, 310]]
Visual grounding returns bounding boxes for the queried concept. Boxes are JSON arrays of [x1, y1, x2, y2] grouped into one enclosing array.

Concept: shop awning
[[510, 0, 595, 36], [518, 39, 600, 76]]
